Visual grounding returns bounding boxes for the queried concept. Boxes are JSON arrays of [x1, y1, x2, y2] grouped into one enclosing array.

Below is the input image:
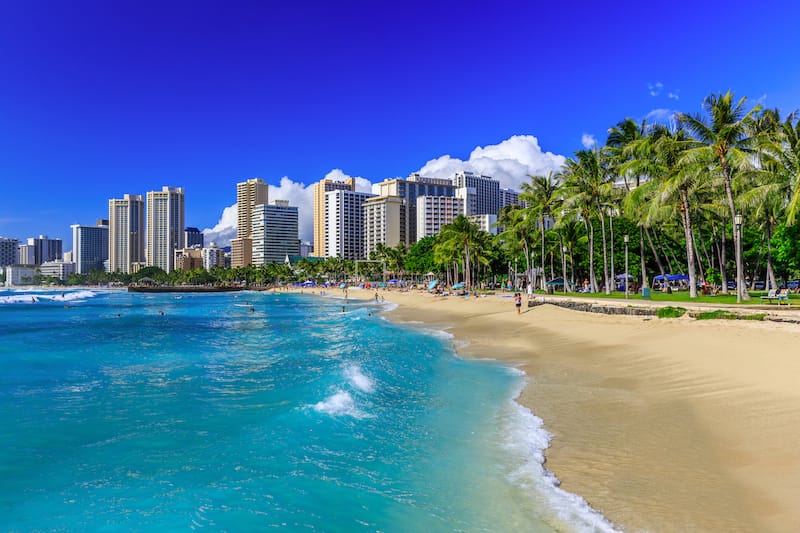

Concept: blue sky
[[3, 0, 800, 244]]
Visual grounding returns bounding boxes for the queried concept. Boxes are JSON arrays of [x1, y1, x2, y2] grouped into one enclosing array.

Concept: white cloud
[[667, 91, 680, 100], [645, 108, 677, 126], [648, 81, 664, 96], [202, 134, 567, 248], [415, 134, 566, 190], [581, 133, 596, 149]]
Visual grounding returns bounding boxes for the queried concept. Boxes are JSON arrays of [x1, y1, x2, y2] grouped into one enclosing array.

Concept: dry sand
[[350, 288, 800, 532]]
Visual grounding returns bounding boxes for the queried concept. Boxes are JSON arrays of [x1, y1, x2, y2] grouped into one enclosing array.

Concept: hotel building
[[71, 221, 109, 274], [146, 186, 185, 272], [416, 196, 465, 241], [185, 227, 204, 248], [375, 174, 454, 245], [451, 171, 500, 215], [231, 178, 268, 267], [363, 195, 406, 257], [108, 194, 145, 274], [0, 237, 19, 266], [202, 243, 225, 270], [251, 200, 300, 265], [313, 176, 355, 257], [325, 189, 374, 259]]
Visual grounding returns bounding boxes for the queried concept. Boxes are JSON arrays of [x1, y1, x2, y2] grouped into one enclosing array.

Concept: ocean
[[0, 289, 616, 532]]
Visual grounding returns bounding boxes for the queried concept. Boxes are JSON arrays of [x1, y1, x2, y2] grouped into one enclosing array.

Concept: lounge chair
[[760, 289, 778, 304]]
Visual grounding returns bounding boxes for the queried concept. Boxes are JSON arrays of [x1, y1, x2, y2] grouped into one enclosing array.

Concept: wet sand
[[363, 290, 800, 532]]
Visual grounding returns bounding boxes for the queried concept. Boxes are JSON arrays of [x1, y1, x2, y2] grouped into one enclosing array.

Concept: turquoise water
[[0, 289, 615, 531]]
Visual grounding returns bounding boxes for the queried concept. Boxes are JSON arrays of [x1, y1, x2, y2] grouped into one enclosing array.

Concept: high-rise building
[[146, 186, 185, 272], [0, 237, 19, 267], [251, 200, 300, 265], [18, 244, 35, 265], [325, 189, 375, 260], [376, 174, 455, 244], [108, 194, 145, 274], [202, 242, 225, 271], [416, 196, 465, 241], [39, 260, 76, 281], [499, 188, 524, 210], [185, 227, 204, 248], [173, 246, 204, 271], [363, 196, 406, 258], [468, 214, 499, 235], [231, 178, 268, 267], [71, 222, 109, 274], [313, 176, 355, 256], [451, 171, 500, 215], [23, 235, 62, 265]]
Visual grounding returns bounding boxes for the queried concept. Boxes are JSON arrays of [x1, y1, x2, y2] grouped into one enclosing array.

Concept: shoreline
[[360, 289, 800, 532]]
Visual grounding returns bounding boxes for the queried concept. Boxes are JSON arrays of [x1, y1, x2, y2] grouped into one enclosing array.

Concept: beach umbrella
[[388, 279, 400, 283], [451, 282, 465, 289], [378, 282, 387, 287], [427, 279, 439, 291], [339, 283, 347, 289]]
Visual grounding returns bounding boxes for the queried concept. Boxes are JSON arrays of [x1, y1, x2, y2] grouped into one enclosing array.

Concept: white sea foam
[[0, 290, 98, 304], [344, 365, 375, 393], [311, 390, 370, 418], [501, 381, 621, 532]]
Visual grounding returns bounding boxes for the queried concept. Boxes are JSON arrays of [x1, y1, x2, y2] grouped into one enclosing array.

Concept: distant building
[[23, 235, 62, 265], [0, 237, 20, 266], [4, 265, 37, 287], [499, 188, 523, 210], [299, 242, 313, 257], [376, 174, 455, 245], [109, 194, 145, 274], [416, 196, 465, 241], [185, 227, 204, 248], [231, 178, 268, 268], [325, 189, 375, 259], [313, 176, 355, 256], [39, 260, 76, 281], [174, 246, 204, 271], [201, 242, 225, 270], [71, 222, 109, 274], [455, 187, 477, 216], [146, 186, 185, 272], [363, 195, 406, 258], [251, 200, 300, 265], [451, 171, 500, 215], [468, 214, 499, 235]]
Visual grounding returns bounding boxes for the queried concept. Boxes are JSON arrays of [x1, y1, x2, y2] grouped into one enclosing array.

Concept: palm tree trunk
[[586, 218, 599, 293], [721, 169, 750, 300], [718, 222, 729, 294], [693, 230, 705, 282], [645, 226, 666, 282], [680, 189, 698, 298], [639, 226, 648, 289], [540, 217, 547, 291], [598, 208, 611, 294], [609, 211, 615, 291], [766, 223, 776, 290]]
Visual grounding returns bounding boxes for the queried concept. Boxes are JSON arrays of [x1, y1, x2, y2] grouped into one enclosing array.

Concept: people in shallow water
[[341, 306, 345, 313], [158, 310, 164, 316]]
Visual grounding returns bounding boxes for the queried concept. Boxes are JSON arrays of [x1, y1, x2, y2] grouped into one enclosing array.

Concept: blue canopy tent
[[653, 274, 689, 282], [427, 279, 439, 291], [451, 282, 465, 289]]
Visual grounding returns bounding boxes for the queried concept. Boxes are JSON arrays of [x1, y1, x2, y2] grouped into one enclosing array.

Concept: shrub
[[657, 306, 687, 319], [695, 310, 737, 320]]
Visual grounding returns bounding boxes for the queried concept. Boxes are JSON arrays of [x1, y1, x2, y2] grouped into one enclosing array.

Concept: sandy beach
[[340, 288, 800, 532]]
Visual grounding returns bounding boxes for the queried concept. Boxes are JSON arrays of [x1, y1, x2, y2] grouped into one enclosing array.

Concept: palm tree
[[678, 91, 761, 300], [436, 215, 482, 291], [497, 205, 536, 289], [520, 172, 561, 290]]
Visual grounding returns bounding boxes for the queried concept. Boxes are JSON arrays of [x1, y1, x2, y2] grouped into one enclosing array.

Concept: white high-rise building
[[232, 178, 269, 267], [71, 222, 109, 274], [313, 176, 355, 257], [451, 171, 500, 215], [325, 190, 375, 259], [363, 196, 406, 258], [202, 242, 225, 271], [146, 186, 185, 272], [108, 194, 145, 274], [468, 214, 499, 235], [416, 196, 465, 241], [251, 200, 300, 265], [375, 175, 455, 245]]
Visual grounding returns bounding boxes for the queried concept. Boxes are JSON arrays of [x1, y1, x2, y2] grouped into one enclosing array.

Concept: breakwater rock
[[527, 298, 658, 316]]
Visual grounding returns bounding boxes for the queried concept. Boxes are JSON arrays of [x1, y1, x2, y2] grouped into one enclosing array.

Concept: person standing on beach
[[514, 293, 522, 314]]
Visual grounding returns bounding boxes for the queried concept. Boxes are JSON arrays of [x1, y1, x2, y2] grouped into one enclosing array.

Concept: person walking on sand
[[514, 292, 522, 314]]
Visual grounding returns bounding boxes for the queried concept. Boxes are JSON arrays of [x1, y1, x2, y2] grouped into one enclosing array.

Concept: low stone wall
[[527, 298, 658, 316]]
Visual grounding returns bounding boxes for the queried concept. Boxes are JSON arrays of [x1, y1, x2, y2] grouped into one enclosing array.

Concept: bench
[[760, 289, 791, 305]]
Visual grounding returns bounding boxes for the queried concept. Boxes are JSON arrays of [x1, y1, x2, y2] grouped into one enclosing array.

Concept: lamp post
[[562, 245, 568, 294], [734, 213, 743, 304], [624, 235, 629, 299]]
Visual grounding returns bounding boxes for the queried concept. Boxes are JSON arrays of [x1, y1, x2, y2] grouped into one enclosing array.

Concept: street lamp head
[[734, 213, 743, 226], [623, 234, 629, 244]]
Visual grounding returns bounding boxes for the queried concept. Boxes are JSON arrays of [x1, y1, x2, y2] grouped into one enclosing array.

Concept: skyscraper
[[184, 227, 204, 248], [146, 186, 185, 272], [313, 176, 355, 257], [71, 221, 109, 274], [325, 189, 374, 259], [24, 235, 62, 264], [0, 237, 19, 267], [231, 178, 268, 267], [251, 200, 299, 265], [451, 171, 500, 215], [108, 194, 145, 274], [376, 174, 454, 244], [363, 195, 406, 258]]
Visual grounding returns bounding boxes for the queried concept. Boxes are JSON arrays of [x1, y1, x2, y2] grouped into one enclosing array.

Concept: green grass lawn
[[541, 289, 798, 306]]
